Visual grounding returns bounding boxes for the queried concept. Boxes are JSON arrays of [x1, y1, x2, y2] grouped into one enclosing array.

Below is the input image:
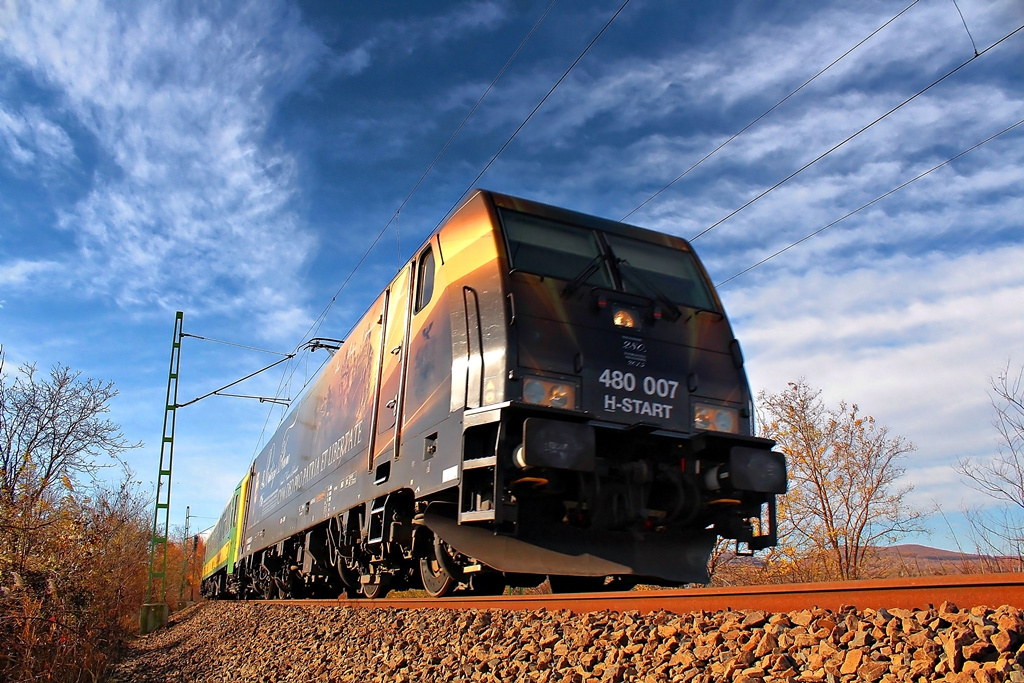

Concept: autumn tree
[[0, 358, 139, 572], [0, 354, 150, 681], [756, 379, 922, 582], [954, 362, 1024, 568]]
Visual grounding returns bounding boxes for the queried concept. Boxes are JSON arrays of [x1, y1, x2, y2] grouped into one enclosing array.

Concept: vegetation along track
[[267, 573, 1024, 615]]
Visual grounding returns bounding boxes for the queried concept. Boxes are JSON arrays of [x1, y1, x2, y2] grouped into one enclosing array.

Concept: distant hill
[[869, 544, 1021, 575], [711, 543, 1022, 584]]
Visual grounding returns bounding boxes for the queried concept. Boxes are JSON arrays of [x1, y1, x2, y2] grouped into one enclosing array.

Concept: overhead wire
[[245, 8, 1022, 452], [689, 22, 1024, 243], [288, 0, 624, 391], [296, 0, 560, 354], [440, 0, 633, 223], [179, 333, 289, 357], [247, 1, 565, 451], [950, 0, 979, 56], [714, 117, 1024, 288], [622, 0, 923, 222]]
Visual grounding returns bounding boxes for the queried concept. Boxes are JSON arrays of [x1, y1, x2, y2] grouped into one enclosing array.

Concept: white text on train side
[[598, 369, 680, 399], [603, 395, 674, 419]]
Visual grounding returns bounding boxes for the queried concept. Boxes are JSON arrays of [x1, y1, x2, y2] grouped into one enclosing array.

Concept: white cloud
[[0, 258, 62, 286], [0, 104, 75, 171], [0, 1, 327, 340], [492, 0, 1018, 163], [727, 244, 1024, 518], [346, 1, 509, 66], [328, 43, 375, 78]]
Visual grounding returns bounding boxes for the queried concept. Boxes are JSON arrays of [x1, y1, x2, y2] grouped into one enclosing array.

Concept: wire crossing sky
[[1, 0, 1021, 550]]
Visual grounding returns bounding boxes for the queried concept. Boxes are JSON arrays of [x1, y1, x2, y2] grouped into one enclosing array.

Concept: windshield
[[502, 211, 613, 289], [603, 233, 716, 310], [500, 209, 716, 311]]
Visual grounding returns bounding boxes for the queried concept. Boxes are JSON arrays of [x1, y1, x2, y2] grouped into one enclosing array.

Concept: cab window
[[500, 209, 613, 289], [603, 233, 716, 310], [415, 247, 435, 312]]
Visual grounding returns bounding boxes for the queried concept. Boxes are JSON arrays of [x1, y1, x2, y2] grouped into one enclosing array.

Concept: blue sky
[[2, 0, 1022, 548]]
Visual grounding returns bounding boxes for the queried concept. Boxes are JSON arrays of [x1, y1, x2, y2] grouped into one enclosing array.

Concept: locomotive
[[200, 189, 786, 599]]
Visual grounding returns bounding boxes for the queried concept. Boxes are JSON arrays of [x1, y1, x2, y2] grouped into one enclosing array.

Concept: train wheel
[[361, 581, 389, 599], [359, 562, 391, 599], [419, 533, 463, 598], [419, 555, 455, 597]]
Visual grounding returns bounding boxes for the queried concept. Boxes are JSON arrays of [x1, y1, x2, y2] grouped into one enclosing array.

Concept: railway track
[[277, 573, 1024, 614]]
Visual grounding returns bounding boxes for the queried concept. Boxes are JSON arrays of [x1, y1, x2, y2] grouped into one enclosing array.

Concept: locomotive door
[[372, 265, 413, 467]]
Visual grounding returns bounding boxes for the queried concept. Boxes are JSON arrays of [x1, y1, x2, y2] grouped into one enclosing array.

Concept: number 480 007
[[598, 369, 679, 399]]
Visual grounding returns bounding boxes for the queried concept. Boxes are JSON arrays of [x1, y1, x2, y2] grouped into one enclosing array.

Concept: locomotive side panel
[[394, 194, 509, 499], [243, 291, 385, 555], [400, 237, 453, 448], [372, 266, 412, 466], [394, 237, 460, 498], [441, 193, 508, 413]]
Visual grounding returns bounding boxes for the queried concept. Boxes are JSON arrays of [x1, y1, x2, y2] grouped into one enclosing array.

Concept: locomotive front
[[430, 193, 787, 586]]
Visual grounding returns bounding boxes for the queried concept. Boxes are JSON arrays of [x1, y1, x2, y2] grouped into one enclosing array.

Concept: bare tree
[[757, 379, 922, 581], [954, 362, 1024, 567], [0, 356, 139, 572]]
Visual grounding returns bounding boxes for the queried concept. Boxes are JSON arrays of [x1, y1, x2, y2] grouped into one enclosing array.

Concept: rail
[[268, 573, 1024, 615]]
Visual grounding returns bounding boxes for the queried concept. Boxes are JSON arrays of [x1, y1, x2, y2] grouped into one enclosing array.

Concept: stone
[[943, 627, 975, 671], [693, 645, 716, 662], [961, 641, 991, 661], [857, 660, 889, 682], [972, 669, 996, 683], [841, 649, 864, 676], [991, 630, 1015, 653], [791, 611, 814, 627], [794, 634, 818, 649], [669, 651, 695, 669], [907, 629, 938, 650], [909, 658, 934, 678], [849, 630, 872, 648], [755, 632, 778, 659], [742, 611, 768, 629], [997, 613, 1024, 634]]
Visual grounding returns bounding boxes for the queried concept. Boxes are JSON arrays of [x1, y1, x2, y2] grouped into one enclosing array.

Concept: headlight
[[522, 376, 576, 409], [612, 308, 638, 329], [693, 403, 739, 434]]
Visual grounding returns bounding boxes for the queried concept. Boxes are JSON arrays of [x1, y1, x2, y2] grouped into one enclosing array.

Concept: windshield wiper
[[616, 259, 683, 322], [562, 251, 615, 298]]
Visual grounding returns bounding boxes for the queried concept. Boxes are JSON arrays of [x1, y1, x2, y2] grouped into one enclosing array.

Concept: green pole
[[178, 505, 191, 606], [141, 311, 183, 634]]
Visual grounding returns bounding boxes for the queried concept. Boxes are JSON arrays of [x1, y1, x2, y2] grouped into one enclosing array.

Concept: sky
[[1, 0, 1022, 550]]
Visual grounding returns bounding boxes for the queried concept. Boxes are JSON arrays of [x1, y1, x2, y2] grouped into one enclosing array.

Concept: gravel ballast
[[109, 600, 1024, 682]]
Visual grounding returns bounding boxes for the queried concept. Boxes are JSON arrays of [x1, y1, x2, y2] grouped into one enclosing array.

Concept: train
[[200, 189, 786, 600]]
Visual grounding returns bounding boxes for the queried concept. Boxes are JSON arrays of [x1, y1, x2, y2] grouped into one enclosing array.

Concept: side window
[[415, 246, 435, 312]]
